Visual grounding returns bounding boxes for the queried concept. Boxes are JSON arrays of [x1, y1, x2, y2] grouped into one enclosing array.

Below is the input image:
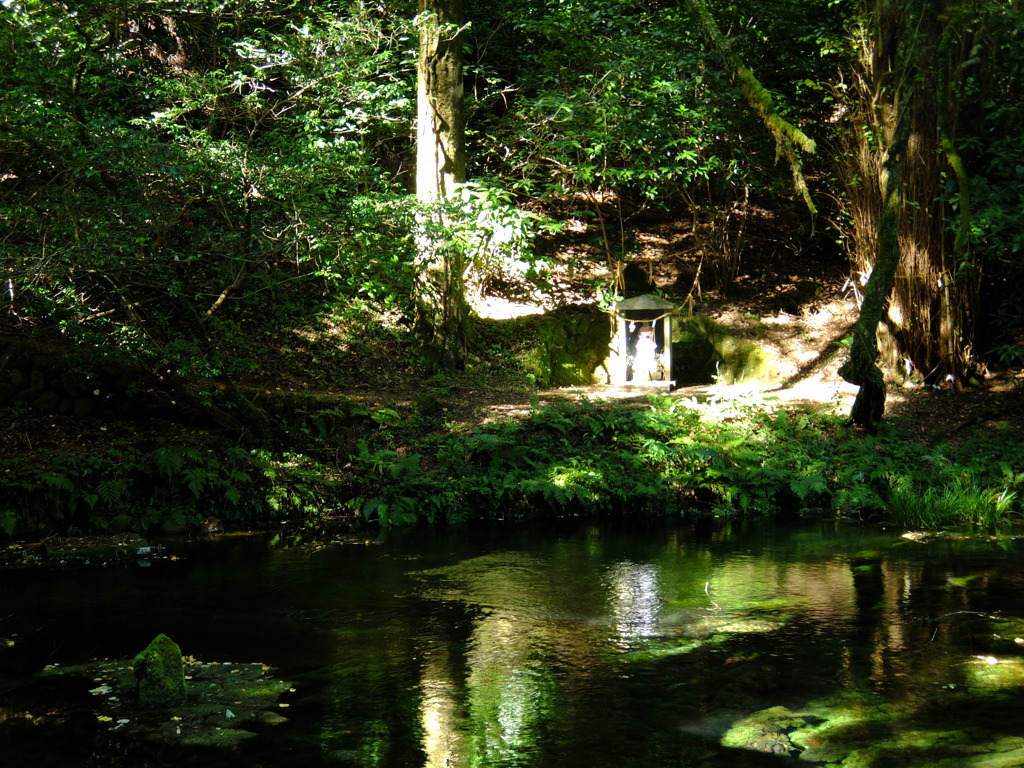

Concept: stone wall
[[671, 316, 779, 385], [515, 306, 613, 388]]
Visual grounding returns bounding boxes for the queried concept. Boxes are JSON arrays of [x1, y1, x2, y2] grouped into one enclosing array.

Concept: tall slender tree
[[413, 0, 470, 370]]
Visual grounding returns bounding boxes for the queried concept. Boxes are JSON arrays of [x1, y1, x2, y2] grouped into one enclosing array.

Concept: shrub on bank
[[2, 393, 1022, 538]]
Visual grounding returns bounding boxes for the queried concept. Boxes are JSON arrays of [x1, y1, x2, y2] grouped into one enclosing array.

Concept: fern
[[789, 472, 828, 502], [152, 446, 186, 477], [0, 509, 16, 537], [182, 467, 211, 498], [97, 478, 129, 505], [224, 485, 242, 506], [389, 453, 422, 480], [363, 498, 388, 524], [42, 473, 75, 493]]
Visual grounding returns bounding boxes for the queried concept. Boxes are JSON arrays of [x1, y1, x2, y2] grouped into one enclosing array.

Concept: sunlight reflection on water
[[4, 522, 1024, 768], [605, 560, 662, 647]]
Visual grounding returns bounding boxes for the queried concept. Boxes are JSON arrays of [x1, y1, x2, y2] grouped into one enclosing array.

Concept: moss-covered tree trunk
[[686, 0, 817, 215], [839, 140, 909, 427], [839, 0, 925, 428], [839, 0, 985, 388], [413, 0, 469, 370]]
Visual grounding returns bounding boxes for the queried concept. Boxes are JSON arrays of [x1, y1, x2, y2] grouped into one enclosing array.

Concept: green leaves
[[345, 396, 858, 524], [2, 0, 418, 376], [343, 391, 1024, 527]]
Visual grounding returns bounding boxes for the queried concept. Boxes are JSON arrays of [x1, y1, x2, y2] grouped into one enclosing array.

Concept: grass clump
[[886, 476, 1017, 530]]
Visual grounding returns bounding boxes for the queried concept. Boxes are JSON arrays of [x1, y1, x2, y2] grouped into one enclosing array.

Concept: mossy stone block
[[32, 390, 61, 413], [134, 633, 187, 708], [671, 315, 777, 385], [516, 307, 611, 387]]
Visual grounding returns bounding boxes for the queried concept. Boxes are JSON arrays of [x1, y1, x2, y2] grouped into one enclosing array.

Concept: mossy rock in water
[[790, 712, 892, 764], [134, 633, 187, 708], [720, 705, 806, 756], [961, 657, 1024, 688], [37, 654, 293, 749], [671, 315, 777, 385]]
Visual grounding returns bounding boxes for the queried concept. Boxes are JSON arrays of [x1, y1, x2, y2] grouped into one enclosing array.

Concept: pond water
[[2, 519, 1024, 767]]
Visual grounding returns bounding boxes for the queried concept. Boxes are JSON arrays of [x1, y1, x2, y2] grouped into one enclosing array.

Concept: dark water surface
[[2, 519, 1023, 767]]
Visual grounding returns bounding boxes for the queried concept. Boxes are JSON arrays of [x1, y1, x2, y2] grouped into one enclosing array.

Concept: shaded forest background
[[1, 0, 1023, 538]]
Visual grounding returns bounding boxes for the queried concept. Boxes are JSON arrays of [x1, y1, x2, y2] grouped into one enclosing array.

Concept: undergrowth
[[2, 392, 1022, 537], [347, 392, 1024, 529], [0, 442, 350, 538]]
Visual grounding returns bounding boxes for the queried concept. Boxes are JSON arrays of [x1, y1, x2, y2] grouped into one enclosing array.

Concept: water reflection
[[605, 560, 661, 648], [404, 528, 1024, 767], [420, 644, 464, 768], [415, 554, 570, 766], [3, 523, 1024, 768]]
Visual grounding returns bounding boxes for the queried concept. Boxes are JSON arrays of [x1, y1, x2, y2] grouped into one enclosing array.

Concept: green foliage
[[0, 440, 351, 536], [886, 475, 1016, 530], [349, 396, 824, 523], [259, 451, 351, 519], [3, 390, 1021, 536], [479, 6, 748, 205], [469, 0, 848, 212], [1, 0, 417, 374], [443, 181, 559, 293], [922, 2, 1024, 367], [827, 420, 1024, 529], [340, 392, 1023, 528]]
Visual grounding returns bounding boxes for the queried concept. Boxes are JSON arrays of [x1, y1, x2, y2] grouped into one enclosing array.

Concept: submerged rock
[[37, 652, 294, 750], [720, 705, 806, 757], [134, 633, 187, 708]]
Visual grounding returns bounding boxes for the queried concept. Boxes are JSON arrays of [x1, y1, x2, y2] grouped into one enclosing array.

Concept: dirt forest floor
[[4, 214, 1024, 471], [371, 295, 1024, 448]]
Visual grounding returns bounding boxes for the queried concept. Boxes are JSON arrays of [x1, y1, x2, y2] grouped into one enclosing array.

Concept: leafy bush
[[345, 392, 1023, 529], [0, 442, 350, 537]]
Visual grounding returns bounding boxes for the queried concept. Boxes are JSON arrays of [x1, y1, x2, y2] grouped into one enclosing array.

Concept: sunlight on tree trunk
[[839, 0, 987, 390], [414, 0, 469, 371], [839, 0, 927, 428]]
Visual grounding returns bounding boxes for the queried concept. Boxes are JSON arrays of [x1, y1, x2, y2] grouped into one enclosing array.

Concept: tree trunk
[[839, 0, 926, 428], [839, 144, 908, 428], [839, 0, 985, 389], [413, 0, 469, 370]]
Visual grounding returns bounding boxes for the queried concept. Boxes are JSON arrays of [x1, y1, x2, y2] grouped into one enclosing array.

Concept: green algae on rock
[[722, 691, 1024, 767], [37, 652, 294, 749], [134, 633, 187, 708]]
